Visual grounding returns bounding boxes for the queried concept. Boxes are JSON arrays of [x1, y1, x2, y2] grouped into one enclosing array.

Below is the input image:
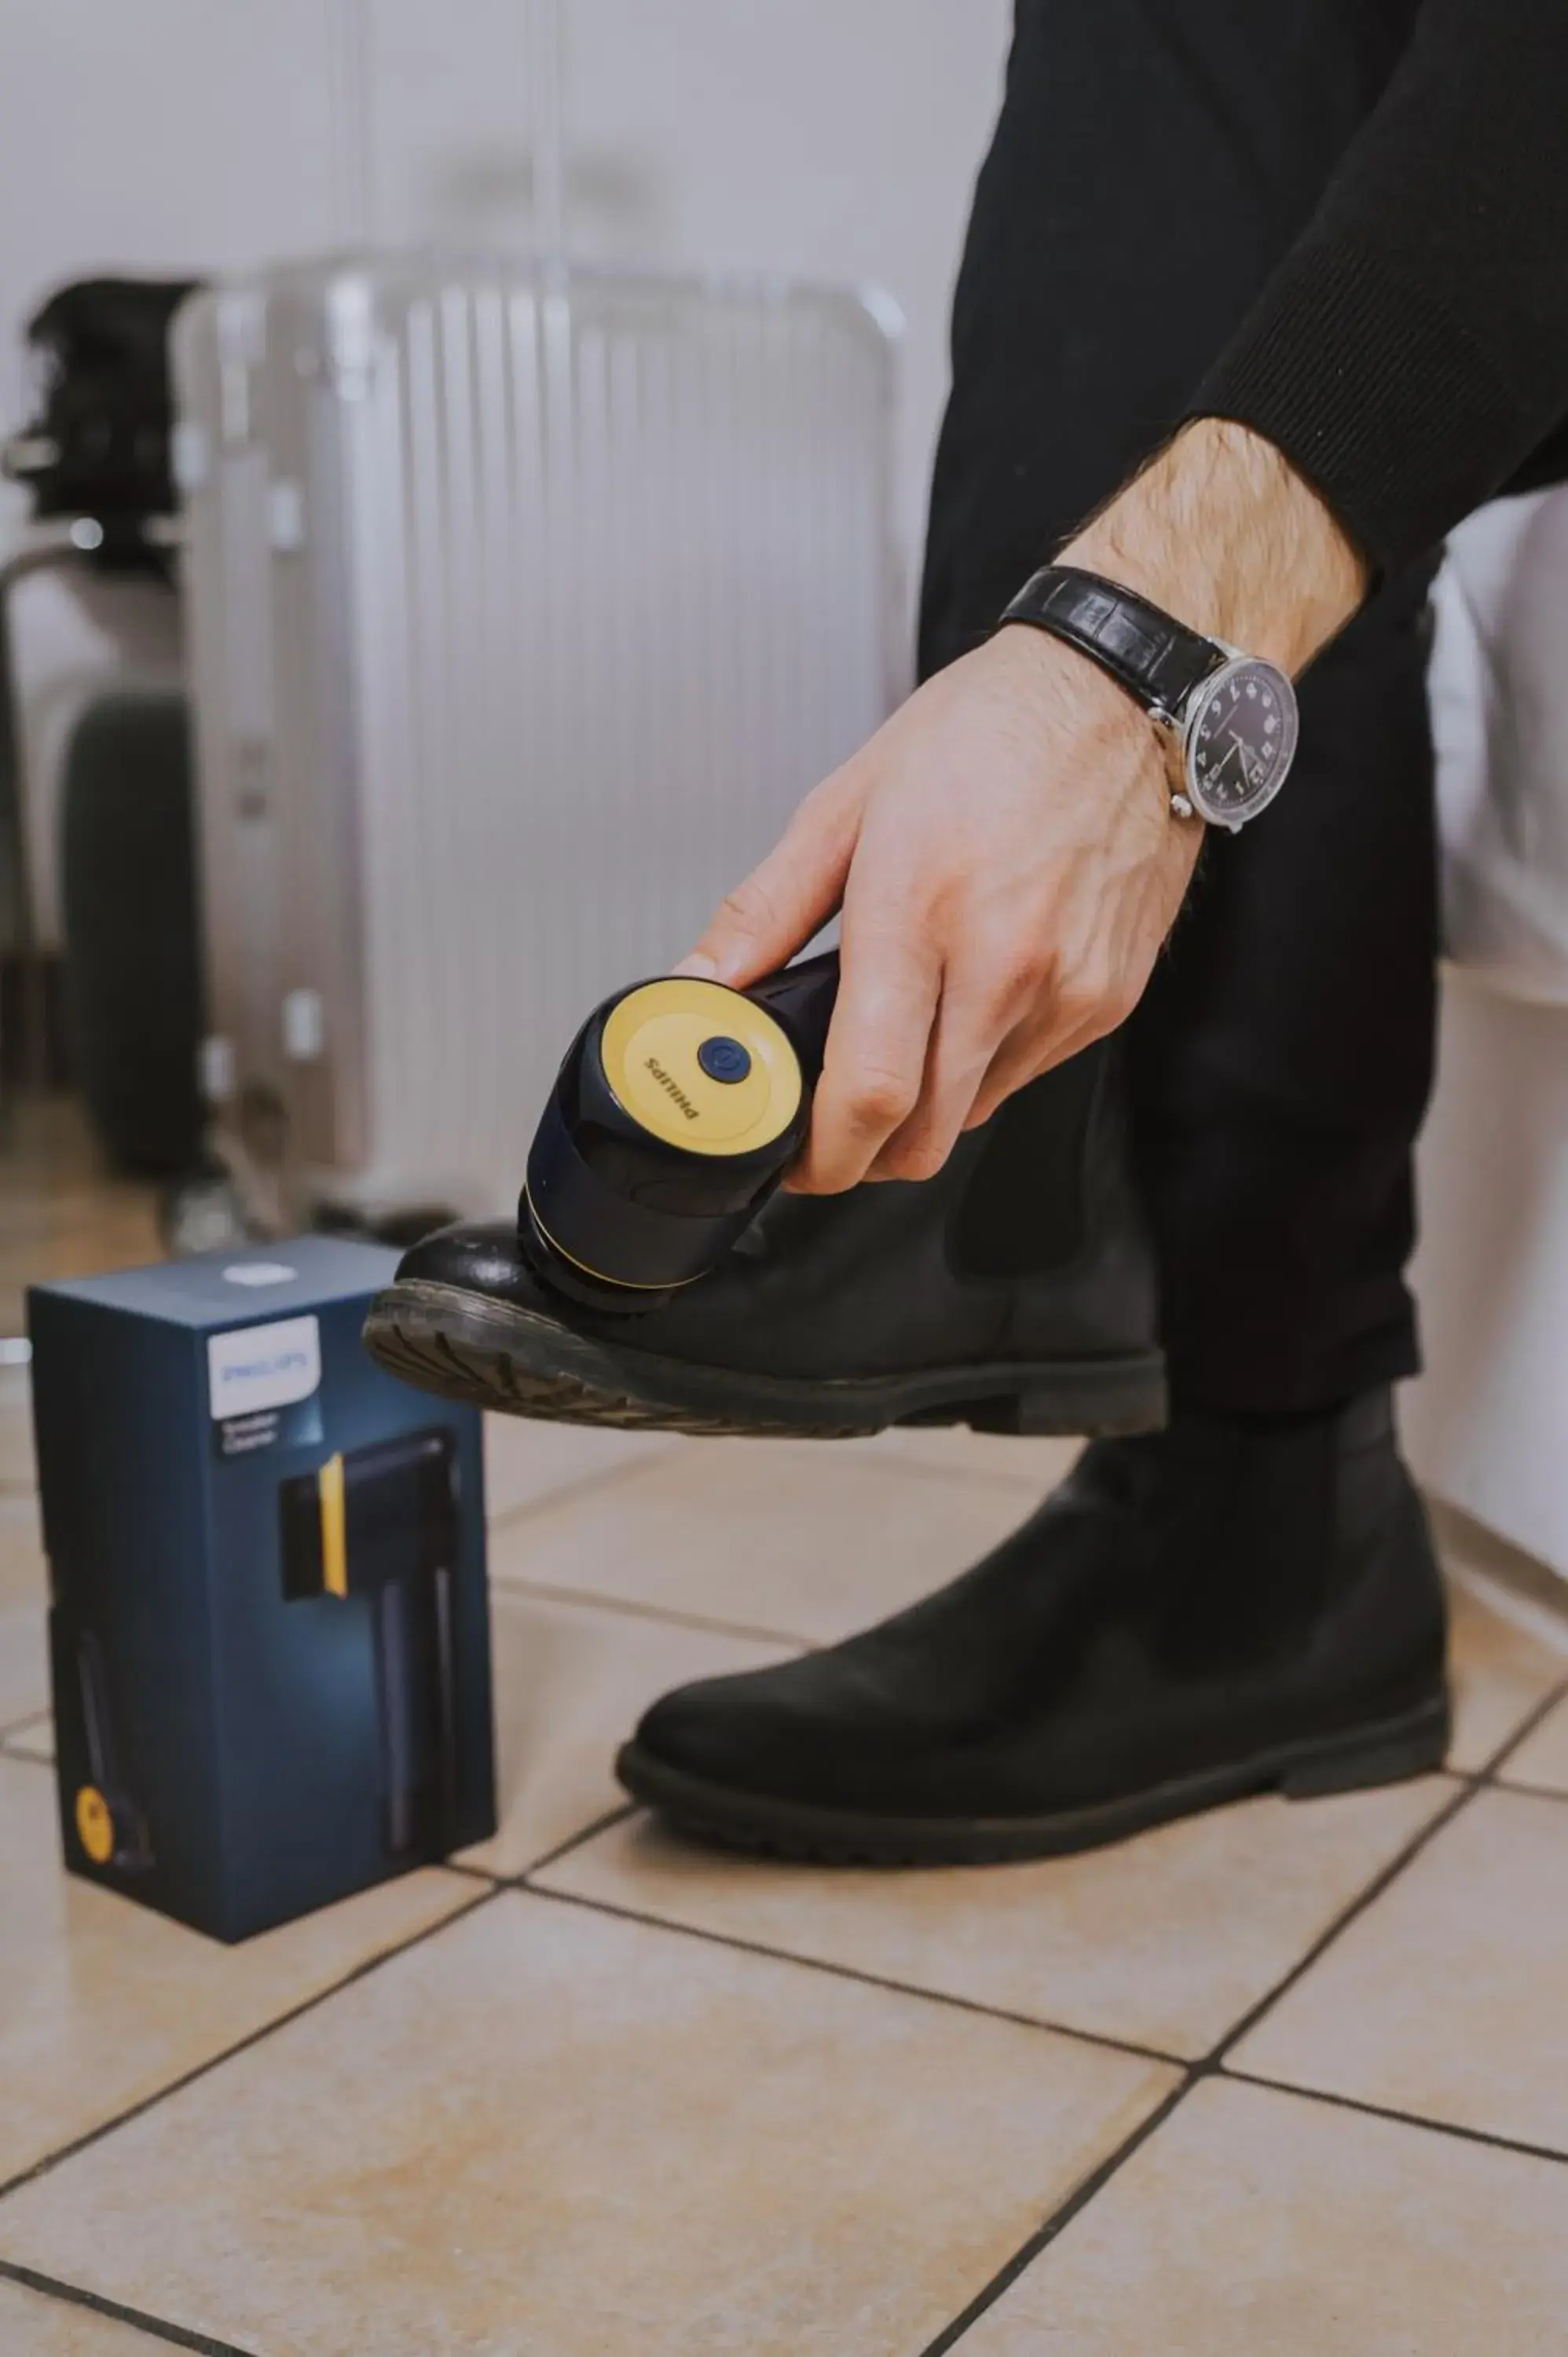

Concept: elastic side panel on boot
[[947, 1047, 1101, 1281]]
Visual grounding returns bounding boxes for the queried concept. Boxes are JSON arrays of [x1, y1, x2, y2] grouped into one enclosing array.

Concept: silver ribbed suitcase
[[171, 257, 899, 1224]]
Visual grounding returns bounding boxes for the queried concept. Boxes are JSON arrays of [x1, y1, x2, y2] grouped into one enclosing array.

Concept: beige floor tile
[[1501, 1693, 1568, 1794], [0, 2277, 170, 2353], [0, 1098, 162, 1342], [0, 1494, 49, 1732], [484, 1413, 680, 1523], [0, 1757, 477, 2185], [0, 1891, 1176, 2357], [489, 1439, 1039, 1644], [540, 1776, 1450, 2061], [1234, 1786, 1568, 2152], [489, 1420, 1072, 1521], [1, 1711, 53, 1761], [0, 1364, 36, 1491], [1446, 1575, 1568, 1772], [0, 1486, 46, 1596], [458, 1588, 792, 1876], [0, 1611, 49, 1733], [960, 2075, 1568, 2356]]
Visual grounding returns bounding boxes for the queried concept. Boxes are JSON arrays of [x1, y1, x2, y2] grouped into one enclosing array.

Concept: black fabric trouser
[[918, 0, 1439, 1416]]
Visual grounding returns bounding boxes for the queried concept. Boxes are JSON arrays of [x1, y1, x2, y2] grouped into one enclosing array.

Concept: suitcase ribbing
[[173, 257, 900, 1222]]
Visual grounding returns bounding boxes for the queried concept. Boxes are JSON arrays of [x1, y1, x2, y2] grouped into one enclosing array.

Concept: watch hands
[[1227, 730, 1260, 783]]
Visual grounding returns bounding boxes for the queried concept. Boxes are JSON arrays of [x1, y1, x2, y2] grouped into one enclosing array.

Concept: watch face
[[1185, 658, 1299, 830]]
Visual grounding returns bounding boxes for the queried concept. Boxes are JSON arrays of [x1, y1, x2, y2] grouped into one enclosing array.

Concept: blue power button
[[697, 1035, 752, 1085]]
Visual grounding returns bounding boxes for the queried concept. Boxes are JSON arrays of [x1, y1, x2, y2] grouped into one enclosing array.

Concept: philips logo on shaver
[[207, 1316, 322, 1420], [645, 1055, 701, 1121]]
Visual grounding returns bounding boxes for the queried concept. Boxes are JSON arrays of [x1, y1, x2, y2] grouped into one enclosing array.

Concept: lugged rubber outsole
[[614, 1691, 1453, 1866], [361, 1277, 1168, 1440]]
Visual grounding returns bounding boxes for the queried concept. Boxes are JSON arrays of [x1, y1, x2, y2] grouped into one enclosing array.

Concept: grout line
[[445, 1804, 641, 1891], [0, 1885, 500, 2206], [914, 2074, 1195, 2357], [917, 1765, 1493, 2351], [1475, 1675, 1568, 1784], [487, 1570, 815, 1651], [0, 1704, 49, 1744], [0, 2258, 259, 2355], [921, 2040, 1568, 2357], [517, 1875, 1183, 2071], [1488, 1771, 1568, 1804], [1446, 1559, 1568, 1662], [6, 1607, 1556, 2345], [515, 1801, 639, 1881], [1204, 1772, 1482, 2071], [1220, 2067, 1568, 2169], [0, 1746, 52, 1772], [439, 1857, 507, 1887]]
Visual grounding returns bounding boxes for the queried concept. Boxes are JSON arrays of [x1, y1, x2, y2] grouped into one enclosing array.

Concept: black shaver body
[[522, 948, 840, 1309]]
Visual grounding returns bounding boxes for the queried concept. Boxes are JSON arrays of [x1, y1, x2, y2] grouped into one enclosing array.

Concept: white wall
[[0, 2, 1010, 936], [1405, 977, 1568, 1584]]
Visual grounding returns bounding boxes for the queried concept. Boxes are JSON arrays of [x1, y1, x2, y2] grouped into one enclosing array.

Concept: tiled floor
[[4, 1102, 1568, 2352], [0, 1096, 162, 1342]]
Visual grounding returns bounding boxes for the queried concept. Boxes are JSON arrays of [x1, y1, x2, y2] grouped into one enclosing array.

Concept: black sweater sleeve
[[1189, 0, 1568, 574]]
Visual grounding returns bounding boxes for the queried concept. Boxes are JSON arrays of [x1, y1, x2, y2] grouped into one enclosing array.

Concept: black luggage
[[59, 689, 205, 1175], [2, 276, 201, 569]]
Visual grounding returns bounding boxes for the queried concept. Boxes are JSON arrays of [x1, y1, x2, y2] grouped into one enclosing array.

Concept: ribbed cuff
[[1187, 236, 1525, 578]]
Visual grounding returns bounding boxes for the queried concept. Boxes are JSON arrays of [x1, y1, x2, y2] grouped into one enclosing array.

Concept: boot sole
[[614, 1690, 1453, 1865], [362, 1278, 1168, 1439]]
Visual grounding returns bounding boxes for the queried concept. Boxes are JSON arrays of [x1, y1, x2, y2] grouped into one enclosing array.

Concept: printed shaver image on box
[[28, 1237, 495, 1943]]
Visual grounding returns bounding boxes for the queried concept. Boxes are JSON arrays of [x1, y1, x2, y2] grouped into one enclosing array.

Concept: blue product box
[[27, 1237, 495, 1942]]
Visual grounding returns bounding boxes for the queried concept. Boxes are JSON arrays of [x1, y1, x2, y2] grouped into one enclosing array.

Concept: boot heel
[[1280, 1694, 1452, 1801]]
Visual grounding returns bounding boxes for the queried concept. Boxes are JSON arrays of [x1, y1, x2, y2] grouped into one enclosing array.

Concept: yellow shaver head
[[522, 948, 839, 1306], [75, 1783, 115, 1864], [597, 976, 804, 1157]]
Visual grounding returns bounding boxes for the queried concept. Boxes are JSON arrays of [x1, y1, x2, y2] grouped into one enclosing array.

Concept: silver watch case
[[1153, 649, 1299, 834]]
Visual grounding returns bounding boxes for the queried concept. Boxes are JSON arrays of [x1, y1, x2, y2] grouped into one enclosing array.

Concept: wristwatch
[[1000, 565, 1299, 833]]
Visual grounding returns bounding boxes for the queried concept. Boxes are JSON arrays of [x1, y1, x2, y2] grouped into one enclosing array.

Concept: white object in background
[[280, 988, 324, 1063], [525, 0, 567, 269], [1410, 486, 1568, 1587], [1405, 973, 1568, 1584], [174, 256, 900, 1222], [1430, 486, 1568, 1003], [324, 0, 375, 250]]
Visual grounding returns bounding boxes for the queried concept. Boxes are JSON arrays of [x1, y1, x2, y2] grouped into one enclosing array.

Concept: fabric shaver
[[521, 949, 840, 1308]]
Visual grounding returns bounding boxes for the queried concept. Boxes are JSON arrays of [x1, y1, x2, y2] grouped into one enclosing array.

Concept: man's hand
[[683, 627, 1192, 1193], [678, 420, 1365, 1193]]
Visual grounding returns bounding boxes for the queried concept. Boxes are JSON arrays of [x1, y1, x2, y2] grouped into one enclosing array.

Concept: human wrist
[[988, 613, 1205, 838], [1058, 417, 1366, 675]]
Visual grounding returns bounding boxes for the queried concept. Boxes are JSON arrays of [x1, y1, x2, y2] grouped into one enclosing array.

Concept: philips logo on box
[[207, 1315, 322, 1420]]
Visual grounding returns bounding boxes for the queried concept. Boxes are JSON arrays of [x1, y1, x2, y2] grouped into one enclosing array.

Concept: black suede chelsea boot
[[363, 1040, 1164, 1439], [616, 1387, 1451, 1861]]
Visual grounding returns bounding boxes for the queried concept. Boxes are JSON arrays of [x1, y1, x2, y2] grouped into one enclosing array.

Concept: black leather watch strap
[[1001, 566, 1226, 720]]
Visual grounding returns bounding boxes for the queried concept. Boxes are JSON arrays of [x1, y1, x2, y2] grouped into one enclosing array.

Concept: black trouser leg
[[918, 0, 1439, 1416], [923, 565, 1441, 1417], [921, 574, 1440, 1414], [1126, 577, 1439, 1413]]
